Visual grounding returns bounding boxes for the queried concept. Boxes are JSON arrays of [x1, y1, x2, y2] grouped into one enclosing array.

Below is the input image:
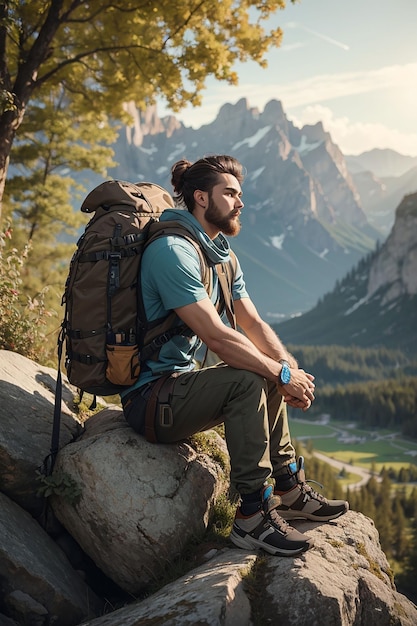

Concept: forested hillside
[[289, 344, 417, 386], [288, 345, 417, 437]]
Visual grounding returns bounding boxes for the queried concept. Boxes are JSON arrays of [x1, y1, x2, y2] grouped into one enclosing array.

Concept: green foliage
[[240, 556, 269, 626], [2, 1, 288, 112], [0, 225, 56, 361], [355, 541, 388, 582], [0, 0, 295, 213], [311, 377, 417, 434], [207, 493, 236, 540], [347, 475, 417, 564], [190, 431, 230, 474], [397, 517, 417, 602], [1, 85, 118, 359], [289, 344, 416, 386], [36, 469, 82, 505], [284, 344, 417, 438], [0, 88, 16, 115]]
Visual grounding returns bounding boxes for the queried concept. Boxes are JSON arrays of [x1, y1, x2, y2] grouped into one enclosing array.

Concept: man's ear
[[193, 189, 208, 209]]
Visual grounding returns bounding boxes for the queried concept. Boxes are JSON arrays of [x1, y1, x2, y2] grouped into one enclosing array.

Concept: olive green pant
[[153, 364, 296, 495]]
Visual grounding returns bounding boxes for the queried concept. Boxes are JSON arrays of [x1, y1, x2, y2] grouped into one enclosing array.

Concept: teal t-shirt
[[121, 233, 248, 396]]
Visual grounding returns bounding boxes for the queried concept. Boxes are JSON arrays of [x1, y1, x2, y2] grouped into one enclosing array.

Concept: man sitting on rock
[[121, 154, 349, 556]]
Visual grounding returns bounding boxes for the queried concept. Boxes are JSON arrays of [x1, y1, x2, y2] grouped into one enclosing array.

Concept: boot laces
[[299, 478, 327, 503], [264, 496, 291, 533]]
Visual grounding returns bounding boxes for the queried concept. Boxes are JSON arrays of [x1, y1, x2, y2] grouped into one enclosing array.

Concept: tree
[[0, 0, 292, 219], [3, 84, 116, 314]]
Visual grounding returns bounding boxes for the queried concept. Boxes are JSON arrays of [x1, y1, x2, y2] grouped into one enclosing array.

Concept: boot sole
[[230, 530, 313, 556], [278, 507, 348, 522]]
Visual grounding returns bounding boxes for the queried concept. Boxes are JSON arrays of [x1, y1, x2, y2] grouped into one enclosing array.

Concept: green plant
[[0, 225, 56, 361], [207, 493, 236, 541], [241, 556, 271, 625], [356, 542, 389, 583], [190, 430, 230, 474], [36, 469, 82, 505]]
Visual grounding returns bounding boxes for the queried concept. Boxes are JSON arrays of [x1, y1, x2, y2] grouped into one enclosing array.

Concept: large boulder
[[80, 549, 257, 626], [262, 511, 417, 625], [51, 408, 228, 594], [0, 491, 102, 625], [0, 350, 81, 518]]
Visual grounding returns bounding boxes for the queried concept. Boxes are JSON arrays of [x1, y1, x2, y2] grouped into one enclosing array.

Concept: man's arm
[[234, 297, 298, 367], [174, 296, 315, 409], [233, 297, 314, 410]]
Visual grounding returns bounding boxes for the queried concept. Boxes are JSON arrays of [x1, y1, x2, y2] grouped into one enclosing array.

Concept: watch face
[[280, 363, 291, 385]]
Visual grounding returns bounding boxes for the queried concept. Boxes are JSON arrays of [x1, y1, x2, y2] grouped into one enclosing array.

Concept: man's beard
[[205, 196, 241, 236]]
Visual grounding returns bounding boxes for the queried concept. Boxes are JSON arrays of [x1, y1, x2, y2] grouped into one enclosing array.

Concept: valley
[[290, 416, 417, 489]]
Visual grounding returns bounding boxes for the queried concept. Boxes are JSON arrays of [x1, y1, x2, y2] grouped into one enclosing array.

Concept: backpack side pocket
[[106, 344, 140, 386]]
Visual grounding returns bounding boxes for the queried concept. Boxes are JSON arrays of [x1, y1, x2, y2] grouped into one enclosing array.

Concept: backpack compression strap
[[216, 250, 237, 330]]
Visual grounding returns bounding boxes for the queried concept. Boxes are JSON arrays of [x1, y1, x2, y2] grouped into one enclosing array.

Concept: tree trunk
[[0, 0, 65, 222], [0, 108, 24, 223]]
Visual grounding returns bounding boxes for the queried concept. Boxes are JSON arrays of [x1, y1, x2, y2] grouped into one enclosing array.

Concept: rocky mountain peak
[[368, 192, 417, 303], [261, 98, 287, 128], [110, 99, 380, 318], [122, 101, 182, 146]]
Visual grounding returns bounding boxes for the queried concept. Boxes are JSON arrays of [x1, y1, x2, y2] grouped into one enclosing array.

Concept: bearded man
[[121, 155, 348, 556]]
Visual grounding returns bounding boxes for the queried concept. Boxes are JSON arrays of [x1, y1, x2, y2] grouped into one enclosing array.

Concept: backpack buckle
[[154, 332, 171, 347]]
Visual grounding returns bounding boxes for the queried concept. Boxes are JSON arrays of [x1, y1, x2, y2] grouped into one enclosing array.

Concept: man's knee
[[233, 368, 267, 392]]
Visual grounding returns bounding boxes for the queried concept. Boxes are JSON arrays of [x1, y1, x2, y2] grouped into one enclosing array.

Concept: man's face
[[205, 173, 244, 237]]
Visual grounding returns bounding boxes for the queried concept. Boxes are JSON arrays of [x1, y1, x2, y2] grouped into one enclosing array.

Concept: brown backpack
[[59, 180, 236, 398], [45, 179, 236, 475]]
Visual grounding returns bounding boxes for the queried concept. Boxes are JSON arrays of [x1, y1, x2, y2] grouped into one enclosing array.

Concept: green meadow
[[290, 417, 417, 474]]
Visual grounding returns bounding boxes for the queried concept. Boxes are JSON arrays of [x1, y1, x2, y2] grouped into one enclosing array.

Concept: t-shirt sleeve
[[232, 255, 249, 301]]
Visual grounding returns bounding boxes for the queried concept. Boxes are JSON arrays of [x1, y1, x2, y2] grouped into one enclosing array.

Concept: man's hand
[[278, 367, 315, 412]]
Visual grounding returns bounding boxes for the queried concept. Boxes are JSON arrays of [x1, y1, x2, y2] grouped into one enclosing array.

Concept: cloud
[[277, 63, 417, 108], [167, 62, 417, 124], [289, 105, 417, 156], [158, 62, 417, 154], [285, 21, 350, 51]]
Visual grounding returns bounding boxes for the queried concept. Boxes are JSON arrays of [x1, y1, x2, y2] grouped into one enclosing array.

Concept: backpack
[[47, 180, 236, 472]]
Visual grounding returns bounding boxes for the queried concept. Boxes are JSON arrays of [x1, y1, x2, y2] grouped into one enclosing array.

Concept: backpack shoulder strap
[[216, 249, 237, 330], [144, 221, 237, 331], [146, 221, 211, 292]]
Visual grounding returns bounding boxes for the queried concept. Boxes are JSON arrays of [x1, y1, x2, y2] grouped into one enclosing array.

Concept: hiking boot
[[275, 456, 349, 522], [230, 484, 314, 556]]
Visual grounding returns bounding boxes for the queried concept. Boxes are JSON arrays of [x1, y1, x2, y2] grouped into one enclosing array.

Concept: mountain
[[345, 149, 417, 178], [344, 149, 417, 237], [274, 192, 417, 354], [108, 99, 380, 320]]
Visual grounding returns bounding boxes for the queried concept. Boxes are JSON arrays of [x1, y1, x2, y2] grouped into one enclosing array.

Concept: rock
[[1, 350, 417, 625], [0, 613, 19, 625], [0, 491, 102, 626], [368, 193, 417, 303], [0, 349, 82, 517], [51, 408, 227, 594], [79, 549, 256, 626], [76, 513, 417, 626], [262, 511, 417, 625]]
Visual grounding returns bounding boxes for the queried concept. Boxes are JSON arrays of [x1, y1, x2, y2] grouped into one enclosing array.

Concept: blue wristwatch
[[279, 360, 291, 385]]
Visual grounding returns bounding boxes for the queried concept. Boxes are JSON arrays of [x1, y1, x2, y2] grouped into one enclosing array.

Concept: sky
[[159, 0, 417, 156]]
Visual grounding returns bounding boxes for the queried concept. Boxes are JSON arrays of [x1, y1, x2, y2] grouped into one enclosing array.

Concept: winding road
[[312, 451, 379, 491]]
